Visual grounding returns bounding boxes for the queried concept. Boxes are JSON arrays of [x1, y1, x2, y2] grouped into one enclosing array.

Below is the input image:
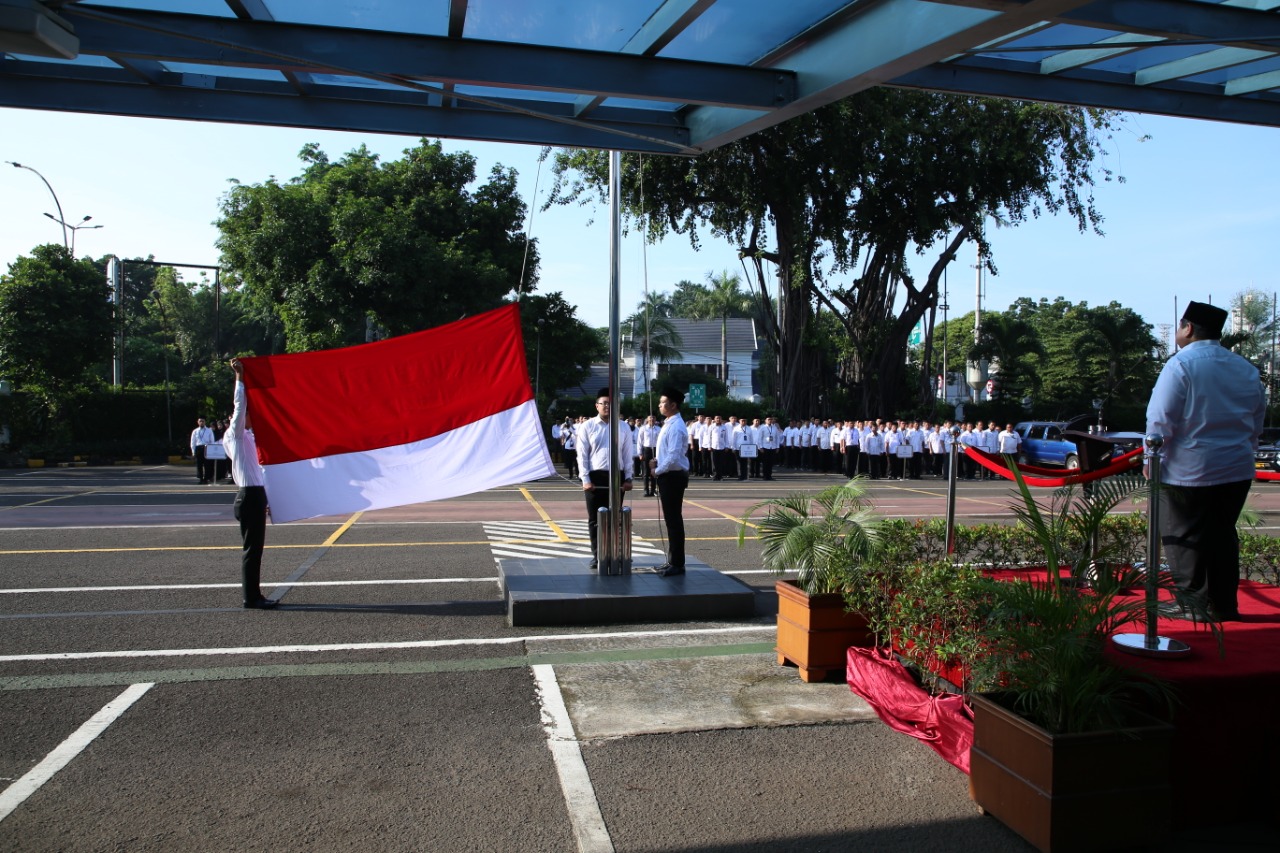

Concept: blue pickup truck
[[1013, 421, 1080, 469]]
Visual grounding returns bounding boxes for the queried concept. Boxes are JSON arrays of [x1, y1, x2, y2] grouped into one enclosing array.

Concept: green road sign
[[687, 383, 706, 409]]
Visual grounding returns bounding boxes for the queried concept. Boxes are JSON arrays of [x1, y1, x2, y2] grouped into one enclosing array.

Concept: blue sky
[[3, 106, 1276, 353]]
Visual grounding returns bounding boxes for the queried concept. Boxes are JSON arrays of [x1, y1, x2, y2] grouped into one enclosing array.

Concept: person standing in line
[[651, 389, 690, 577], [998, 423, 1021, 457], [760, 416, 779, 481], [226, 360, 278, 610], [707, 414, 727, 480], [748, 418, 763, 478], [1148, 301, 1265, 621], [190, 417, 214, 484], [562, 420, 579, 479], [844, 420, 861, 478], [731, 417, 750, 480], [863, 424, 885, 479], [577, 390, 635, 570], [639, 414, 661, 497]]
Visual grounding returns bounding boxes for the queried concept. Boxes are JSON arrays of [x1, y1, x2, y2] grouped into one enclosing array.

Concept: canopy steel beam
[[0, 74, 694, 153], [1058, 0, 1280, 53], [62, 7, 796, 110], [893, 59, 1280, 126], [684, 0, 1098, 150]]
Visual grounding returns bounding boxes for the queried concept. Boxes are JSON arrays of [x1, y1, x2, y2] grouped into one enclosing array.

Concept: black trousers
[[583, 470, 612, 558], [1159, 479, 1252, 616], [642, 447, 657, 494], [234, 486, 267, 602], [846, 447, 859, 477], [194, 445, 211, 482], [656, 470, 688, 568], [762, 448, 775, 479]]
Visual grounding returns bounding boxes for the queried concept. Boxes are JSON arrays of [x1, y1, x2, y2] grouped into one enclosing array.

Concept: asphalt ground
[[1, 464, 1276, 852]]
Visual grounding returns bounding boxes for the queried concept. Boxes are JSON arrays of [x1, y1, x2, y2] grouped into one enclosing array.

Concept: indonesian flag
[[240, 304, 554, 522]]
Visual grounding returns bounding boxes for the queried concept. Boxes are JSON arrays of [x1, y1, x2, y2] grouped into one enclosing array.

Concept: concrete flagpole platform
[[497, 555, 756, 627]]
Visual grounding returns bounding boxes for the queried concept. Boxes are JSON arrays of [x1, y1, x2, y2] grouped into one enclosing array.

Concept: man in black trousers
[[226, 359, 279, 609], [650, 389, 689, 577]]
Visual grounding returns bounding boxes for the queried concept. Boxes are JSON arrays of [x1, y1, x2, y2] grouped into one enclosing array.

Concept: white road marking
[[0, 626, 769, 663], [0, 683, 154, 823], [532, 665, 615, 853]]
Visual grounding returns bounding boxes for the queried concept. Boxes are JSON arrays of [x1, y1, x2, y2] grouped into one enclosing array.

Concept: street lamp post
[[6, 161, 68, 249], [44, 213, 103, 255]]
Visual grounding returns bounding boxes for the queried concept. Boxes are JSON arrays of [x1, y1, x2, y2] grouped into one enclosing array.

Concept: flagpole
[[605, 149, 626, 575]]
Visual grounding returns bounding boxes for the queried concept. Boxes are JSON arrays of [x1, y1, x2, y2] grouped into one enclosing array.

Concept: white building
[[625, 317, 759, 401]]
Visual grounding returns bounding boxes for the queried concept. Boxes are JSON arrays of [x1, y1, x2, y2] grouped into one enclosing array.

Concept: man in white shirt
[[639, 415, 661, 497], [731, 418, 749, 480], [227, 360, 278, 610], [998, 423, 1021, 456], [577, 390, 635, 570], [760, 416, 780, 480], [190, 417, 215, 484], [650, 389, 690, 577]]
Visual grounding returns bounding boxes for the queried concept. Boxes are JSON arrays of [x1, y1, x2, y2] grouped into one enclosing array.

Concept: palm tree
[[969, 311, 1044, 401], [627, 292, 683, 396], [695, 270, 752, 385]]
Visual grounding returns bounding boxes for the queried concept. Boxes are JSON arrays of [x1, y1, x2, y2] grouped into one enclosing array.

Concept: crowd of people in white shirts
[[550, 415, 1024, 482]]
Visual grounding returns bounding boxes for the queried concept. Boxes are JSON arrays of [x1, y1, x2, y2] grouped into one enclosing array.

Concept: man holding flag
[[226, 358, 278, 610]]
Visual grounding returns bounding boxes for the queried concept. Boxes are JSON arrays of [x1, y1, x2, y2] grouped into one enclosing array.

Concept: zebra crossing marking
[[483, 520, 664, 561]]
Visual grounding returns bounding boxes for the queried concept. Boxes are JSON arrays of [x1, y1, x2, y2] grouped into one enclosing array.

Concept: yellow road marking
[[880, 481, 1011, 509], [683, 499, 755, 529], [321, 511, 363, 546], [519, 487, 570, 542], [1, 488, 101, 511]]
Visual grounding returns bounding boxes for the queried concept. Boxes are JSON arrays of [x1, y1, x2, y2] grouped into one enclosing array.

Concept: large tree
[[547, 89, 1118, 417], [518, 292, 606, 400], [0, 244, 112, 412], [217, 139, 535, 352]]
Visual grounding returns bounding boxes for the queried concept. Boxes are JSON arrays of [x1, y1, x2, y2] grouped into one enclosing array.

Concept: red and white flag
[[240, 304, 554, 522]]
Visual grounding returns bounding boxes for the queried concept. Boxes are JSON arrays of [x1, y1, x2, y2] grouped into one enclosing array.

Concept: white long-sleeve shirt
[[223, 381, 265, 488], [576, 417, 635, 485], [654, 413, 690, 475]]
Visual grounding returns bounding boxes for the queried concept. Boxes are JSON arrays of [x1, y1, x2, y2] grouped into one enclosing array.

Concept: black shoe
[[654, 564, 685, 577], [588, 559, 598, 571], [243, 596, 279, 610]]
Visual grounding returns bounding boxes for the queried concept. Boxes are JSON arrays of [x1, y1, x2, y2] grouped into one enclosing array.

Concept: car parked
[[1255, 427, 1280, 472], [1013, 421, 1080, 469]]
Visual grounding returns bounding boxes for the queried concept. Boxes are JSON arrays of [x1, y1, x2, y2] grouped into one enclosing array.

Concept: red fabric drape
[[963, 446, 1143, 487], [846, 646, 974, 773]]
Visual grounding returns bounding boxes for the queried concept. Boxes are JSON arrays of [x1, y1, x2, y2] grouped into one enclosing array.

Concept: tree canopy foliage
[[217, 140, 537, 352], [547, 89, 1122, 417], [0, 244, 112, 406]]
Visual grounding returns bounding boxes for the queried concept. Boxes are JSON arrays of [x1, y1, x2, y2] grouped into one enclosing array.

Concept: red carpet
[[1113, 580, 1280, 827]]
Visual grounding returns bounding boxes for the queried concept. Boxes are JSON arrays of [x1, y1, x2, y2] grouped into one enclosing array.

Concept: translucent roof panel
[[85, 0, 234, 16], [160, 62, 287, 83], [1, 0, 1278, 154], [462, 0, 662, 51], [262, 0, 448, 36], [1183, 55, 1280, 86], [659, 0, 851, 65]]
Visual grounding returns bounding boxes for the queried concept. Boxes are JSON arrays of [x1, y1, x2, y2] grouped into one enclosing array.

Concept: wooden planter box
[[775, 578, 873, 682], [969, 692, 1173, 853]]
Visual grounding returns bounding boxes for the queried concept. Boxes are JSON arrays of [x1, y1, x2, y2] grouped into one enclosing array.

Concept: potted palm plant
[[739, 477, 884, 682], [967, 468, 1180, 853]]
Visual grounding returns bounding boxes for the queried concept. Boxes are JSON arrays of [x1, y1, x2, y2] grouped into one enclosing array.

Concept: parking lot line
[[0, 626, 768, 663], [533, 664, 615, 853], [0, 683, 154, 823]]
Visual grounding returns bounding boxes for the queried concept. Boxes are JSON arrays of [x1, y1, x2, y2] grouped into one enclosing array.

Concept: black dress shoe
[[243, 596, 279, 610], [654, 564, 685, 577], [588, 559, 598, 571]]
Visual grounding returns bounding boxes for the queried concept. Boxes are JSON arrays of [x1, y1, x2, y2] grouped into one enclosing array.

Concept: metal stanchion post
[[619, 505, 633, 574], [946, 426, 961, 555], [1112, 434, 1191, 658], [597, 506, 615, 574]]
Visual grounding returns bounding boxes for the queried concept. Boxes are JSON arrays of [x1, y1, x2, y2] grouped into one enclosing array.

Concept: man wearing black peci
[[650, 389, 690, 577]]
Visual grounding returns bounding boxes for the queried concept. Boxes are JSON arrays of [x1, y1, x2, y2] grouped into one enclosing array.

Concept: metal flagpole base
[[1110, 633, 1192, 659]]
